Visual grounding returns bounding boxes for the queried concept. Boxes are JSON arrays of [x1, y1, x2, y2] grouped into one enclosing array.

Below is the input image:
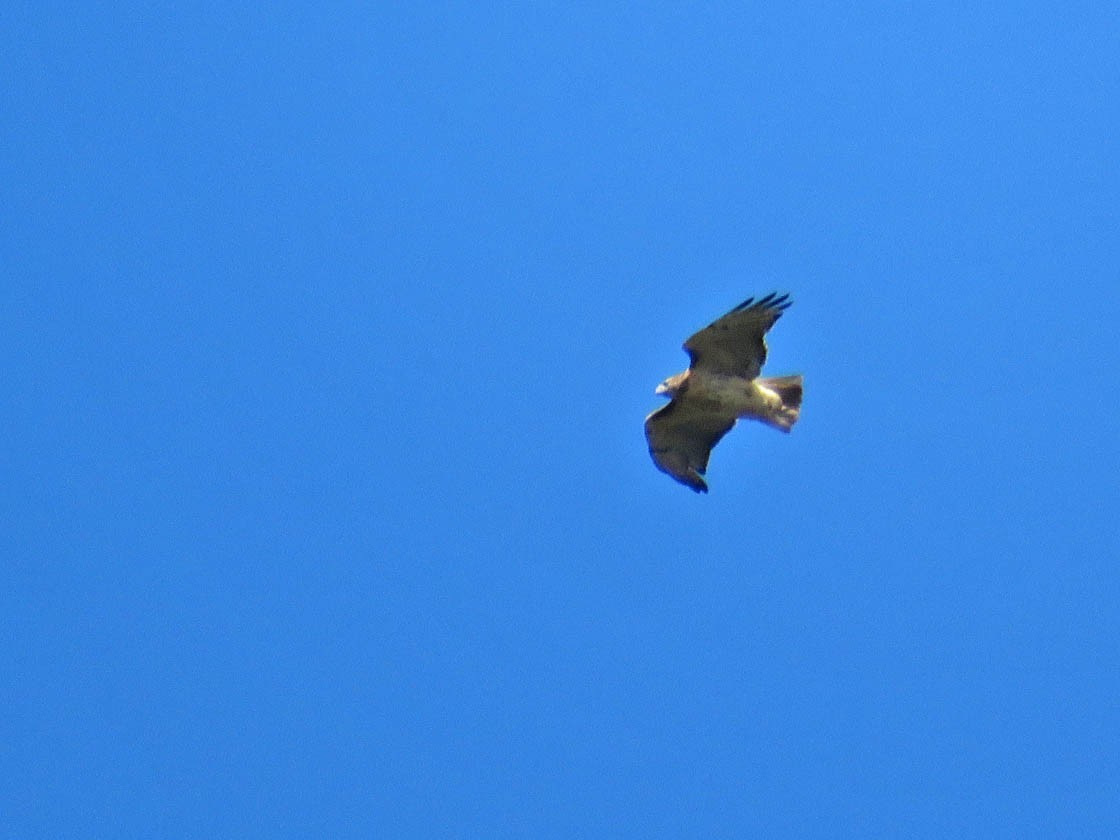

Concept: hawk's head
[[655, 372, 688, 398]]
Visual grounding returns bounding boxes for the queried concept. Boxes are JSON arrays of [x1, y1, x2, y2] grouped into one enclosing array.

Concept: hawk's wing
[[683, 292, 791, 379], [644, 398, 736, 494]]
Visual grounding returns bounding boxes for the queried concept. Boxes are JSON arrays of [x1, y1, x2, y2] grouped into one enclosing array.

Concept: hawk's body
[[644, 293, 802, 493]]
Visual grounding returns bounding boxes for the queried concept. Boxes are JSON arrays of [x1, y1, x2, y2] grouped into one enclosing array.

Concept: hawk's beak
[[655, 383, 668, 396]]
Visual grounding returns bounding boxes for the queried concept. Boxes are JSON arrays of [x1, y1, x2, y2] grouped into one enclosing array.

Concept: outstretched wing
[[683, 292, 791, 379], [644, 398, 736, 493]]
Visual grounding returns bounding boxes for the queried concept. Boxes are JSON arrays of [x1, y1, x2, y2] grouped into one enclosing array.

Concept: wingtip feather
[[733, 292, 793, 314], [733, 296, 754, 312]]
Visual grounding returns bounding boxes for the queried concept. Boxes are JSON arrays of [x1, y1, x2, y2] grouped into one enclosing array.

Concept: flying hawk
[[645, 293, 802, 493]]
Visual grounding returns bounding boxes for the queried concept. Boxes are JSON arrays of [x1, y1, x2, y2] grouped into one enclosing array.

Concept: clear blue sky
[[4, 3, 1119, 837]]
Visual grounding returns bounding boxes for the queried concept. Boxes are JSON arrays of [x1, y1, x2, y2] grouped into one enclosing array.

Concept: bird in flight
[[644, 293, 802, 493]]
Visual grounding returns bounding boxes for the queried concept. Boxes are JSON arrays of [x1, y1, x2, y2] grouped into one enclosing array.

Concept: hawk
[[644, 292, 802, 493]]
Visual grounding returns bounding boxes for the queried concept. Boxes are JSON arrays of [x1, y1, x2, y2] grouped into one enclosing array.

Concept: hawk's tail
[[759, 375, 803, 433]]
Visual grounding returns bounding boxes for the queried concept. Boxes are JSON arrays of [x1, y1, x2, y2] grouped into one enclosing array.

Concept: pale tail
[[759, 375, 803, 433]]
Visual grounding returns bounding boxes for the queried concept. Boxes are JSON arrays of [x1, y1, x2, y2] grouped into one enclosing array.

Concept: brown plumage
[[644, 293, 802, 493]]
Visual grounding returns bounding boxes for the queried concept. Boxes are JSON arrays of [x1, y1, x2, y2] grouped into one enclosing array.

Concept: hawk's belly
[[690, 374, 780, 419]]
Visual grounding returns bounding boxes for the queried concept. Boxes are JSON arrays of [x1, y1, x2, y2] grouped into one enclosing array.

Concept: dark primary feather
[[682, 292, 791, 379], [731, 291, 790, 313]]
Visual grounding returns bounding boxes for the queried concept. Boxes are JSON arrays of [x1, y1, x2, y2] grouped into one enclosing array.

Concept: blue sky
[[4, 3, 1119, 837]]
